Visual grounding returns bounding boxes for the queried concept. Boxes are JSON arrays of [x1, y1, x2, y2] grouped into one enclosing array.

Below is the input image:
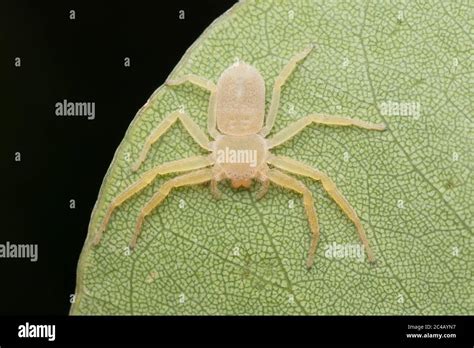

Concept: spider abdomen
[[215, 62, 266, 136]]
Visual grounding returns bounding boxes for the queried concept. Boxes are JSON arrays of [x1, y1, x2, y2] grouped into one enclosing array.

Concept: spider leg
[[267, 168, 320, 269], [131, 168, 213, 248], [256, 179, 270, 200], [255, 167, 270, 200], [166, 75, 219, 139], [209, 167, 224, 199], [166, 75, 216, 92], [260, 45, 314, 137], [267, 154, 375, 262], [94, 155, 213, 245], [210, 179, 222, 199], [132, 110, 211, 171], [268, 114, 386, 148]]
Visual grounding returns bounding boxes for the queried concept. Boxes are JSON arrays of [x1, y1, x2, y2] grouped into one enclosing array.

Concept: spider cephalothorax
[[94, 46, 386, 268]]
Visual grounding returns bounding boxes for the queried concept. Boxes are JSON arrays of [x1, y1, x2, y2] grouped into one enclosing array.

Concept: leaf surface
[[71, 0, 473, 315]]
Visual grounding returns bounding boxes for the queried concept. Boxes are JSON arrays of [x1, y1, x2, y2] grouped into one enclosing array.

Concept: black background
[[1, 0, 237, 315]]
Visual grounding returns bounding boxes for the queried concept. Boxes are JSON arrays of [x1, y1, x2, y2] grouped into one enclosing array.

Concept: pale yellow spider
[[93, 46, 386, 268]]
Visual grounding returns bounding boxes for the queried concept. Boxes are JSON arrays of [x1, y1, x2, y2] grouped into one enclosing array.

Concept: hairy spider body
[[94, 46, 386, 268], [213, 61, 269, 188], [215, 62, 266, 135], [212, 133, 267, 189]]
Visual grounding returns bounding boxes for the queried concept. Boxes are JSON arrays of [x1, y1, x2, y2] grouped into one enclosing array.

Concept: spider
[[93, 46, 386, 268]]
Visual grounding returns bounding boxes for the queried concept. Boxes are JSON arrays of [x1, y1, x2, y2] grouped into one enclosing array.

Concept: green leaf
[[71, 0, 472, 315]]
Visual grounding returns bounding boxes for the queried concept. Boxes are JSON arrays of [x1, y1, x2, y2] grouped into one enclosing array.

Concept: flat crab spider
[[93, 46, 386, 268]]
